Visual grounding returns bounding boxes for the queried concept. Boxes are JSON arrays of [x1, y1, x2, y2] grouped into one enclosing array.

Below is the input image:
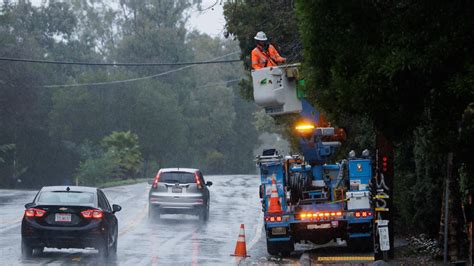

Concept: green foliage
[[459, 103, 474, 197], [0, 0, 259, 188], [296, 0, 474, 237], [0, 144, 14, 163], [75, 151, 119, 186], [224, 0, 301, 67], [102, 131, 142, 179], [223, 0, 301, 100]]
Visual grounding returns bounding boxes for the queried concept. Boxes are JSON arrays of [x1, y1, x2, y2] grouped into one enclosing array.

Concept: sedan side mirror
[[24, 202, 34, 209], [206, 181, 213, 187], [112, 204, 122, 213]]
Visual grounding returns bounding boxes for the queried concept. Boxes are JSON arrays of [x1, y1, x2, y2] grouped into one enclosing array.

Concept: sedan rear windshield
[[37, 191, 95, 205], [160, 172, 195, 184]]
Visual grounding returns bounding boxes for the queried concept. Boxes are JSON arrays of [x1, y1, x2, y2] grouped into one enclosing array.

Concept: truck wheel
[[266, 238, 294, 256]]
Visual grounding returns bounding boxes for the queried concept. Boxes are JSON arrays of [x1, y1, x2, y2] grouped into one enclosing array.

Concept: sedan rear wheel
[[99, 234, 110, 258], [110, 227, 118, 257], [21, 238, 33, 258]]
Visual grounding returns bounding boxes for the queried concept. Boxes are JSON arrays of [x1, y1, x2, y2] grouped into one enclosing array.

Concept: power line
[[194, 78, 241, 89], [0, 56, 241, 67], [43, 51, 241, 88]]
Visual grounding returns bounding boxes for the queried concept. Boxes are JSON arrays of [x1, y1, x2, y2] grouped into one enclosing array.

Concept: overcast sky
[[188, 0, 226, 38], [27, 0, 226, 38]]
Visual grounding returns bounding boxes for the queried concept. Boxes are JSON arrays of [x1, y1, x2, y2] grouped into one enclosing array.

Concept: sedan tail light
[[25, 208, 46, 218], [81, 209, 103, 219]]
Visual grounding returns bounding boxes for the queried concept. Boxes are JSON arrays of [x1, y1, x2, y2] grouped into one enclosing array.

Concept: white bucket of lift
[[251, 65, 302, 116]]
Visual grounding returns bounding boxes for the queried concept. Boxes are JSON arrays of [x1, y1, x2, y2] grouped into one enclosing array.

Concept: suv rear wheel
[[199, 204, 209, 222], [148, 205, 160, 220]]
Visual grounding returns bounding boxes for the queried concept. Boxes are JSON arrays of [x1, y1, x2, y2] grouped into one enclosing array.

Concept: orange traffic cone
[[231, 224, 250, 257], [268, 176, 282, 213]]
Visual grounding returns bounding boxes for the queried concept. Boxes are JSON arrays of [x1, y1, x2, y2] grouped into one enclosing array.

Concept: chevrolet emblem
[[59, 207, 68, 211]]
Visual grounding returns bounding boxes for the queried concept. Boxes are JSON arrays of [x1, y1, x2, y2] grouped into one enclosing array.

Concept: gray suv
[[148, 168, 212, 221]]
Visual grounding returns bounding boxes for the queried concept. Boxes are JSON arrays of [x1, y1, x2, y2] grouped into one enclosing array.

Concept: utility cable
[[0, 56, 241, 67], [194, 78, 240, 89], [43, 51, 241, 88]]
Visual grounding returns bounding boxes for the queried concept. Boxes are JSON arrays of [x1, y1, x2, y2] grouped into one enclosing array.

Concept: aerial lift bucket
[[251, 64, 303, 116]]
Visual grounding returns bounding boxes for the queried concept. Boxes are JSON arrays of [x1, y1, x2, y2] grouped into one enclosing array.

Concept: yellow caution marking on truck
[[317, 256, 374, 261]]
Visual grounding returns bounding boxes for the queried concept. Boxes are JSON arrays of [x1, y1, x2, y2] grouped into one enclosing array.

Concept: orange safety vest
[[251, 44, 285, 70]]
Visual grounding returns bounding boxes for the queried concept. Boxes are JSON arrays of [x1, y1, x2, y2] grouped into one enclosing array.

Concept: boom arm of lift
[[251, 65, 345, 164]]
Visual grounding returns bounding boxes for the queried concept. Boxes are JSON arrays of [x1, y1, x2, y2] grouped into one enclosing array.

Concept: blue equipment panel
[[348, 159, 371, 185]]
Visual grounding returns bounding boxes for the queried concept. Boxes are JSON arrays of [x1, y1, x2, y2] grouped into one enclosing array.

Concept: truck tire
[[266, 238, 294, 256]]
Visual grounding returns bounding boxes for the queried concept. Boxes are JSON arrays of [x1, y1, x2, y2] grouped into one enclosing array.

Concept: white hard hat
[[254, 31, 268, 41]]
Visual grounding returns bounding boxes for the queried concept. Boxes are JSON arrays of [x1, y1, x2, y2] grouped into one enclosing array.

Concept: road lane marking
[[0, 216, 22, 225], [0, 221, 21, 234], [247, 211, 264, 251], [119, 203, 148, 237], [317, 256, 375, 261]]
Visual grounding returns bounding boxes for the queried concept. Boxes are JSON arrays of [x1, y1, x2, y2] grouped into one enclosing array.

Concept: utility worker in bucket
[[251, 31, 286, 70]]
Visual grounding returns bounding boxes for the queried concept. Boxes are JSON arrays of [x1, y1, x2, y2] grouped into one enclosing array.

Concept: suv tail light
[[81, 209, 103, 219], [152, 172, 161, 189], [194, 172, 203, 189], [25, 208, 46, 218]]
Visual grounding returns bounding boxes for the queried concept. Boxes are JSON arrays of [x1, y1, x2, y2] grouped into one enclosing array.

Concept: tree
[[223, 0, 302, 100], [102, 131, 142, 179], [296, 0, 474, 238]]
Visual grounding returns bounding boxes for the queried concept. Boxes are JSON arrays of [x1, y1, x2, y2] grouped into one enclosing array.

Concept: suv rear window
[[160, 172, 195, 184], [37, 191, 95, 205]]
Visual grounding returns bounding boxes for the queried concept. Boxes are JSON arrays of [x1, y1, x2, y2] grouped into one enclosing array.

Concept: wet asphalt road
[[0, 175, 373, 265]]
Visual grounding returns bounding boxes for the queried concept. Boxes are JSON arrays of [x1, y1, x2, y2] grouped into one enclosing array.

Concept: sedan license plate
[[172, 187, 182, 193], [307, 223, 331, 229], [55, 213, 72, 222]]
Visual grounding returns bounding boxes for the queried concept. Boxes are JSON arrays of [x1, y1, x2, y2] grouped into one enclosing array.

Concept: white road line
[[247, 211, 264, 250], [0, 222, 21, 234]]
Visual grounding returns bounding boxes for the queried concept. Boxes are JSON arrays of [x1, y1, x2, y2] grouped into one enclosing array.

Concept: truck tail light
[[353, 211, 372, 218], [265, 215, 283, 222], [297, 211, 343, 220]]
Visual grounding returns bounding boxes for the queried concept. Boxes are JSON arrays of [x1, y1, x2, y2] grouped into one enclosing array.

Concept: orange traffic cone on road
[[268, 176, 282, 213], [231, 224, 250, 257]]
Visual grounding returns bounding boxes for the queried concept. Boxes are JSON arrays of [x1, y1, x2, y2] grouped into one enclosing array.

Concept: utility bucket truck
[[252, 65, 375, 255]]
